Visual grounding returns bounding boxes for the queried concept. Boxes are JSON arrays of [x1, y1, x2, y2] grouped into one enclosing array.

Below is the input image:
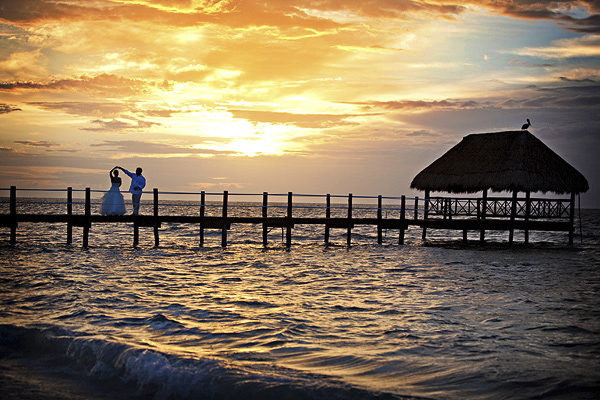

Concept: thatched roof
[[410, 131, 589, 194]]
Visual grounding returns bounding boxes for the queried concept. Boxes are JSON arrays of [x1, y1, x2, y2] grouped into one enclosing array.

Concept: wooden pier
[[1, 186, 577, 248]]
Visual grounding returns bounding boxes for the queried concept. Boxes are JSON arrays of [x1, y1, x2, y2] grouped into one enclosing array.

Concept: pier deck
[[1, 186, 576, 247]]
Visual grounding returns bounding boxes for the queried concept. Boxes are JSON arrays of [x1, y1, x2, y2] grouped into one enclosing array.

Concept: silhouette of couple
[[99, 166, 146, 216]]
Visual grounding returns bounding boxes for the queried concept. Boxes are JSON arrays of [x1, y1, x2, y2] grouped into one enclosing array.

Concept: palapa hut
[[410, 130, 589, 244]]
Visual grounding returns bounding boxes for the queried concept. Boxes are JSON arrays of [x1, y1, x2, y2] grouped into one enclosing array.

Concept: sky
[[1, 0, 599, 207]]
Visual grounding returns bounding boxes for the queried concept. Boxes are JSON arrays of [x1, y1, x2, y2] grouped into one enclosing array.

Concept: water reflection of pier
[[1, 186, 577, 248]]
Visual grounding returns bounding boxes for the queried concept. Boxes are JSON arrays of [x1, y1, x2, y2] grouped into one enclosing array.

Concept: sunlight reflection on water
[[1, 207, 599, 399]]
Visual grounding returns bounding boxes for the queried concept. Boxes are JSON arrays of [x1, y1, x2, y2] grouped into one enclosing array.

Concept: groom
[[116, 166, 146, 215]]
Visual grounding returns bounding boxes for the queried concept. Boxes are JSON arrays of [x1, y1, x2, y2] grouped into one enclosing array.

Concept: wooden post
[[262, 192, 268, 247], [67, 187, 73, 245], [153, 188, 159, 247], [83, 187, 91, 248], [509, 190, 517, 244], [414, 196, 419, 221], [222, 190, 228, 247], [569, 192, 576, 245], [286, 192, 292, 248], [443, 198, 448, 221], [199, 191, 205, 247], [422, 189, 430, 240], [9, 186, 16, 245], [325, 194, 331, 245], [524, 191, 531, 244], [480, 189, 487, 243], [399, 195, 406, 245], [377, 195, 383, 244], [347, 193, 352, 247]]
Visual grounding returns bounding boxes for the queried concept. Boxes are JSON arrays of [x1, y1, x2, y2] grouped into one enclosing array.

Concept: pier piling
[[9, 186, 16, 245], [83, 188, 91, 248], [67, 187, 73, 245]]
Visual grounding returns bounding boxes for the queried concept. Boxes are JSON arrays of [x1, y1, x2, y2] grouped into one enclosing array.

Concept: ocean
[[1, 197, 599, 399]]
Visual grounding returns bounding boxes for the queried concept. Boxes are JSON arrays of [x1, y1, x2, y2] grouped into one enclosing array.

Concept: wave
[[0, 324, 414, 400]]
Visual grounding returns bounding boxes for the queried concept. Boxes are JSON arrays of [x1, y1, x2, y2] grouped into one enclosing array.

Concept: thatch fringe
[[410, 131, 589, 194]]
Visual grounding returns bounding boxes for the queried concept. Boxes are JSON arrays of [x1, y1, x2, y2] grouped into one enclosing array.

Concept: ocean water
[[1, 199, 599, 399]]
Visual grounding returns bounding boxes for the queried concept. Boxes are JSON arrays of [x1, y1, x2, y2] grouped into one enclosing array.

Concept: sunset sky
[[1, 0, 599, 207]]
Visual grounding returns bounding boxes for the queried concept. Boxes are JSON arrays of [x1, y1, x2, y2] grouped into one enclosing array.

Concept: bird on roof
[[521, 118, 531, 130]]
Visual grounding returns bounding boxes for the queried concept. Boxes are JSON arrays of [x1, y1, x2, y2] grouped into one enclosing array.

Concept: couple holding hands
[[99, 166, 146, 216]]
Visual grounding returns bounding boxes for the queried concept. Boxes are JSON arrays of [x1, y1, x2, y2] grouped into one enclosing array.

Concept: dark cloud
[[498, 1, 600, 33], [559, 76, 598, 83], [0, 146, 16, 153], [0, 103, 21, 113], [14, 140, 59, 147], [509, 59, 555, 68]]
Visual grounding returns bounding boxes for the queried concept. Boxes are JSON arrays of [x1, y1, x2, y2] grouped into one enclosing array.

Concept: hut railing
[[426, 196, 572, 220]]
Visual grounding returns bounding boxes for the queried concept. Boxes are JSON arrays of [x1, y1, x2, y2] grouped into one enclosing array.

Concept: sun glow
[[0, 0, 597, 205]]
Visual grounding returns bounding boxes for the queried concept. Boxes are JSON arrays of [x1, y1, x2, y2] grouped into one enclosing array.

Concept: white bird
[[521, 118, 531, 130]]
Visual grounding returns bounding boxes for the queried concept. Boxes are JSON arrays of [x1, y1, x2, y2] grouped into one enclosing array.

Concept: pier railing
[[1, 186, 576, 246]]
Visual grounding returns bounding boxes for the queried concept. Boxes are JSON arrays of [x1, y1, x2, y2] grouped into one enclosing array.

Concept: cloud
[[0, 0, 342, 30], [0, 50, 48, 80], [513, 34, 600, 58], [1, 1, 597, 33], [228, 109, 366, 129], [91, 140, 239, 155], [0, 103, 22, 114], [0, 74, 171, 96], [81, 118, 163, 132], [27, 101, 133, 118], [353, 99, 486, 111]]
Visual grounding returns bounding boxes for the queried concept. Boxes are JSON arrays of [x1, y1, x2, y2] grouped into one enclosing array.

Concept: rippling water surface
[[1, 203, 599, 399]]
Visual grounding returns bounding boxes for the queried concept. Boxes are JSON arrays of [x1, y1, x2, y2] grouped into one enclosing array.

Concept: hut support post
[[324, 194, 331, 245], [83, 187, 91, 248], [9, 186, 16, 245], [480, 189, 487, 243], [286, 192, 292, 248], [569, 192, 576, 245], [524, 191, 531, 244], [377, 195, 383, 244], [509, 190, 518, 244], [414, 196, 419, 221], [221, 191, 228, 247], [67, 187, 73, 245], [347, 193, 353, 247], [399, 195, 406, 245], [199, 191, 205, 247], [262, 192, 268, 247], [422, 190, 430, 240], [153, 188, 159, 247]]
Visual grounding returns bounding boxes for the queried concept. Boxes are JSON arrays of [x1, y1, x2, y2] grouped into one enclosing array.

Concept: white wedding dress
[[100, 182, 126, 216]]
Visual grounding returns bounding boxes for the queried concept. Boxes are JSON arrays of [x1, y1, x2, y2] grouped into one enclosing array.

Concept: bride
[[100, 167, 127, 216]]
